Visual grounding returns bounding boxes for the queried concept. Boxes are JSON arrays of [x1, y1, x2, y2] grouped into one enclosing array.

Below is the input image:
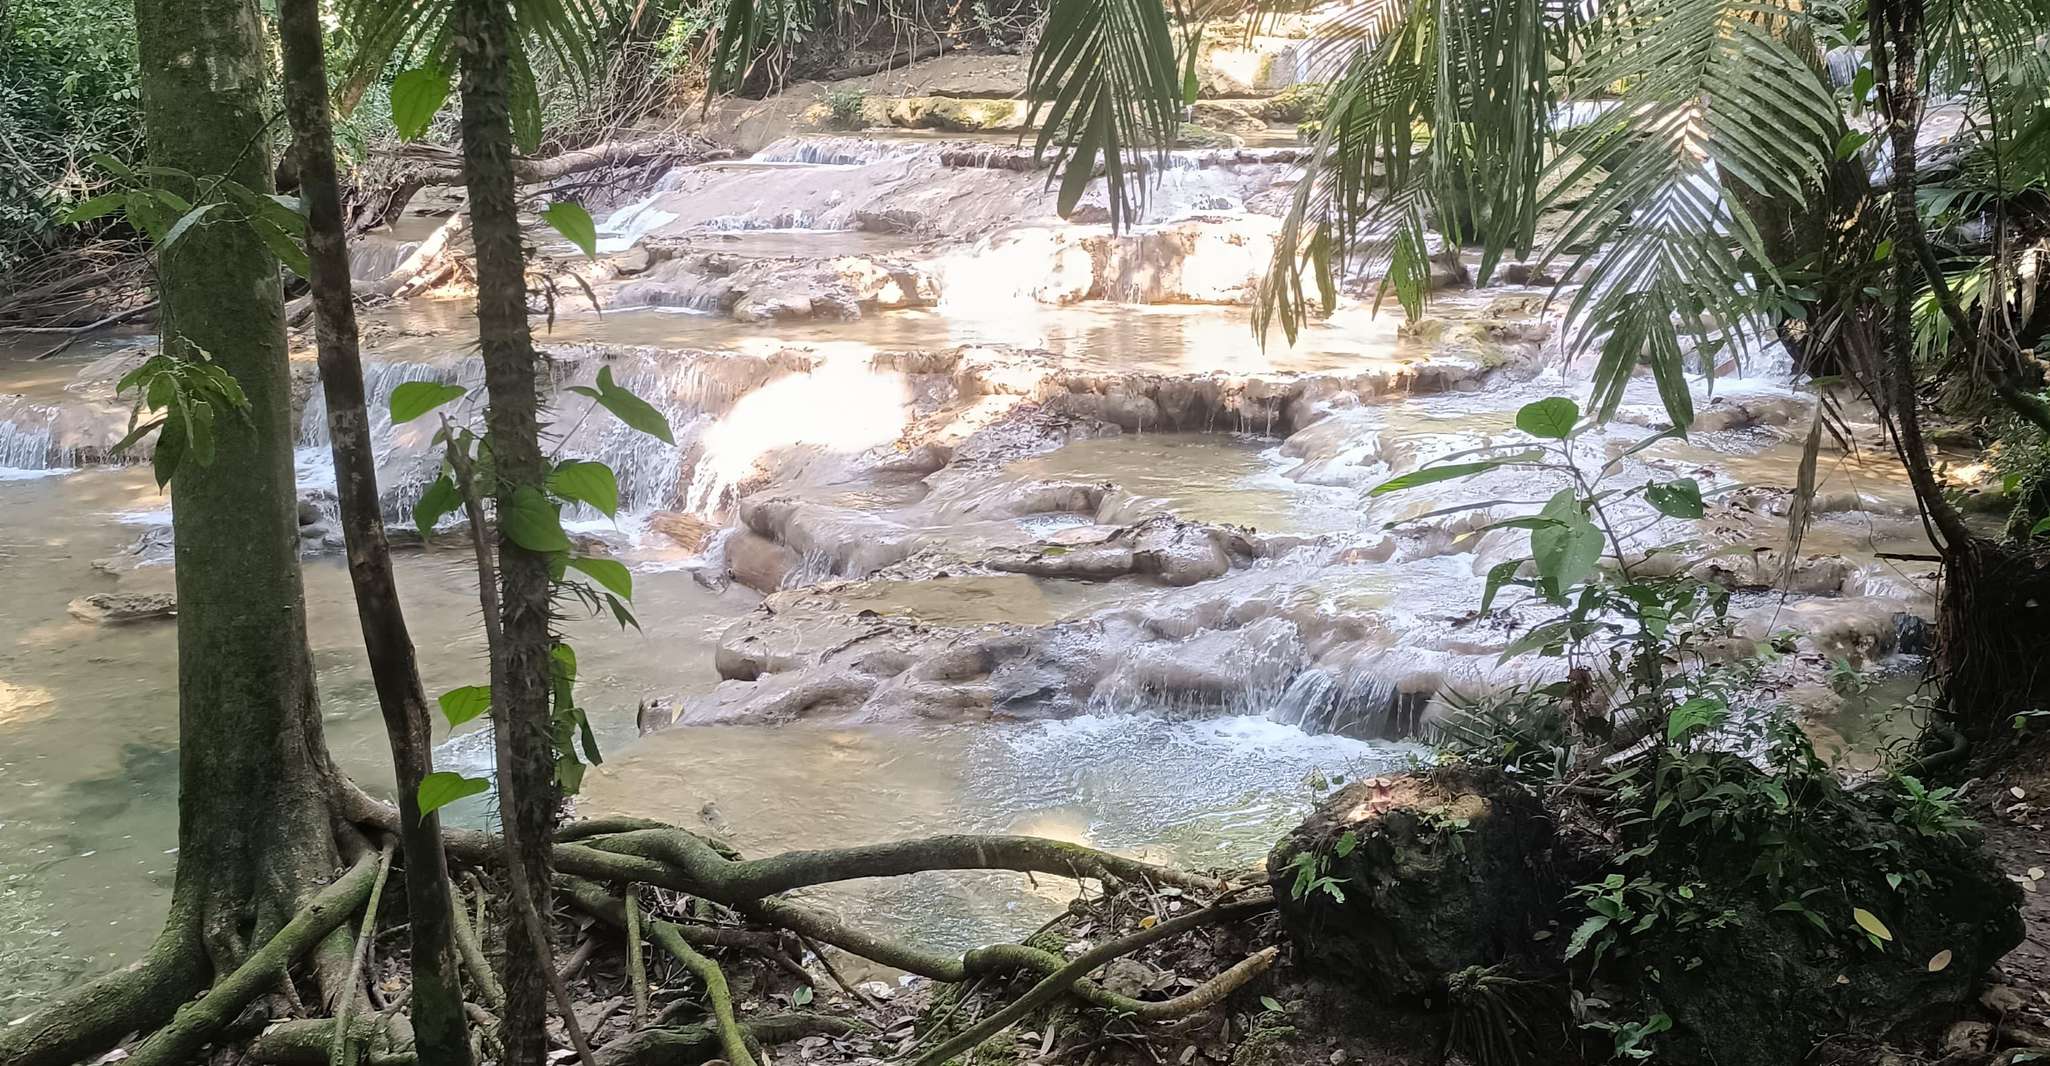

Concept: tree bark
[[453, 0, 561, 1062], [0, 3, 347, 1061], [143, 0, 341, 982], [274, 3, 475, 1063]]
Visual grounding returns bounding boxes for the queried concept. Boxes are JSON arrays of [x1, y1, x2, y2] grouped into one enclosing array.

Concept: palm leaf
[[1024, 0, 1185, 227]]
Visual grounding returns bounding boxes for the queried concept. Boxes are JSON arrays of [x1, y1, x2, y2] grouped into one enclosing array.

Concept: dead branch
[[593, 1014, 858, 1066], [30, 300, 157, 360], [331, 842, 396, 1066]]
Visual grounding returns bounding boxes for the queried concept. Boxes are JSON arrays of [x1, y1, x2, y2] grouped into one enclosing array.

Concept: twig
[[795, 932, 881, 1010], [31, 300, 157, 360], [332, 842, 397, 1066], [625, 888, 650, 1028]]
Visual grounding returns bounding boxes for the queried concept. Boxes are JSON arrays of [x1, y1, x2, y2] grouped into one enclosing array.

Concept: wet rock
[[725, 531, 803, 593], [68, 592, 177, 625], [853, 208, 923, 234], [732, 290, 820, 322], [647, 510, 716, 552], [1946, 1022, 1996, 1055], [297, 498, 325, 525], [611, 244, 654, 276], [989, 542, 1139, 580], [1132, 515, 1240, 586], [1499, 261, 1559, 286]]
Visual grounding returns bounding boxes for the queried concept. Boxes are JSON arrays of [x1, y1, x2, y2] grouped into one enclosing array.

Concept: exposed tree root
[[0, 922, 208, 1066], [331, 843, 396, 1066], [593, 1013, 859, 1066], [247, 1015, 417, 1065], [910, 894, 1277, 1066], [449, 885, 508, 1012], [126, 855, 383, 1066]]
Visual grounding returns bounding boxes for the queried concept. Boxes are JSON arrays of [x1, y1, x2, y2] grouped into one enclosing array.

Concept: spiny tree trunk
[[275, 2, 474, 1062], [454, 0, 562, 1061], [0, 2, 340, 1063]]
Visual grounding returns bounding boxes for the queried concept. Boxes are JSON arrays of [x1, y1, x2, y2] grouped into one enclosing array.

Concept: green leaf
[[792, 985, 814, 1007], [152, 418, 186, 488], [1645, 478, 1704, 519], [548, 460, 619, 517], [60, 194, 128, 224], [542, 201, 598, 259], [1852, 907, 1893, 943], [390, 381, 468, 423], [1259, 996, 1285, 1015], [1369, 452, 1541, 496], [556, 755, 588, 794], [417, 771, 490, 818], [1850, 67, 1874, 102], [1481, 559, 1524, 614], [414, 474, 462, 535], [566, 556, 634, 600], [438, 685, 492, 727], [1531, 513, 1603, 600], [1834, 130, 1871, 159], [390, 67, 453, 141], [1666, 697, 1727, 744], [90, 152, 134, 179], [111, 416, 167, 457], [1566, 914, 1611, 959], [1515, 397, 1580, 439], [159, 202, 223, 251], [503, 486, 571, 553], [567, 366, 674, 444], [2029, 516, 2050, 538], [250, 216, 310, 278], [605, 593, 641, 632]]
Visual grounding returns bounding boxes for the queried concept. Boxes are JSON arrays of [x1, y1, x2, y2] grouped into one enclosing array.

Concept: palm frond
[[1256, 0, 1562, 342], [1537, 0, 1841, 422], [1023, 0, 1185, 226], [337, 0, 618, 144]]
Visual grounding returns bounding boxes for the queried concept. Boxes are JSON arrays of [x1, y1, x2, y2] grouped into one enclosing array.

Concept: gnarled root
[[594, 1013, 858, 1066], [127, 855, 384, 1066]]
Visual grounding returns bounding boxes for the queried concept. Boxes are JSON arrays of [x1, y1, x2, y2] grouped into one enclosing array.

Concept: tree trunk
[[0, 2, 346, 1063], [274, 3, 475, 1063], [1868, 0, 2050, 740], [144, 0, 344, 968], [453, 0, 561, 1062]]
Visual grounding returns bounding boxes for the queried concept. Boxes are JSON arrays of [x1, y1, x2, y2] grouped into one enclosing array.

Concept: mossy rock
[[1173, 123, 1244, 149], [1189, 99, 1269, 133], [1269, 767, 1563, 1001], [1256, 82, 1330, 123], [882, 96, 1029, 132], [1229, 1024, 1303, 1066], [1270, 762, 2025, 1066]]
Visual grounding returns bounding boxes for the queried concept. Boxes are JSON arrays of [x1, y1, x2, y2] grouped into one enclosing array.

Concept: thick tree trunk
[[453, 0, 562, 1062], [140, 0, 341, 965], [0, 1, 344, 1063], [274, 3, 475, 1062]]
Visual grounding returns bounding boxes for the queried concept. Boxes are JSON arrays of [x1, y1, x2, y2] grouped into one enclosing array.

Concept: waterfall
[[0, 406, 73, 472], [1267, 668, 1409, 740], [750, 137, 932, 167]]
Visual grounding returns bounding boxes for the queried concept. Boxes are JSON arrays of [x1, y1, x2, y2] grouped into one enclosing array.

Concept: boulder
[[1269, 768, 1561, 1000], [725, 531, 802, 593], [1270, 763, 2025, 1066]]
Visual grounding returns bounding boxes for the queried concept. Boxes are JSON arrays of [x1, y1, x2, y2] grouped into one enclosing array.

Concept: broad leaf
[[542, 201, 598, 259], [414, 473, 461, 535], [1853, 907, 1893, 943], [159, 202, 223, 251], [567, 366, 673, 444], [1481, 558, 1524, 614], [502, 486, 570, 553], [250, 216, 310, 278], [1665, 697, 1727, 744], [1515, 397, 1579, 439], [1645, 478, 1704, 519], [61, 194, 128, 224], [1531, 503, 1603, 601], [390, 381, 467, 423], [566, 555, 633, 601], [1566, 914, 1611, 959], [438, 685, 492, 727], [416, 771, 489, 818], [152, 418, 185, 488], [390, 67, 452, 141], [548, 459, 618, 517]]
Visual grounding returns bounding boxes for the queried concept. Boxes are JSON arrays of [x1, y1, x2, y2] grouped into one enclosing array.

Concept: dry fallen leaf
[[1929, 950, 1954, 973], [2030, 867, 2045, 880], [2014, 786, 2029, 800], [1138, 914, 1159, 930]]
